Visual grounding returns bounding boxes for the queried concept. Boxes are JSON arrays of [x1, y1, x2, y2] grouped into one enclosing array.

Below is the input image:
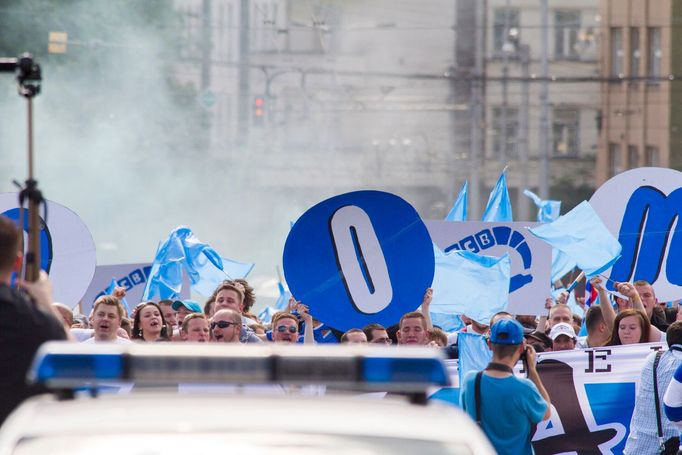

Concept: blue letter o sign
[[283, 190, 435, 332]]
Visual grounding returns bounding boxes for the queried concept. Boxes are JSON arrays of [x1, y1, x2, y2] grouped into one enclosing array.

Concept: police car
[[0, 343, 494, 455]]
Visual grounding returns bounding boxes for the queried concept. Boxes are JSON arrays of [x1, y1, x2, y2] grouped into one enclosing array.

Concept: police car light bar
[[29, 342, 450, 392]]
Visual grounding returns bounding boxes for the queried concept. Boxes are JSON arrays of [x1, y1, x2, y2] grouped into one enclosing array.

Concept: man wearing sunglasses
[[271, 312, 301, 343], [210, 309, 242, 343], [271, 304, 314, 344]]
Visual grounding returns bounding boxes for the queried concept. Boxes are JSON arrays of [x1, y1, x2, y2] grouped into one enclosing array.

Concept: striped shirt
[[664, 357, 682, 426], [624, 349, 682, 454]]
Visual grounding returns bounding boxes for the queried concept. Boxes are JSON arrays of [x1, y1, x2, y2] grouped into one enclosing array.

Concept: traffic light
[[253, 95, 265, 126]]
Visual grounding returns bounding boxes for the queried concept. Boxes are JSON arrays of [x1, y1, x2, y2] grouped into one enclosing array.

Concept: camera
[[520, 346, 530, 376]]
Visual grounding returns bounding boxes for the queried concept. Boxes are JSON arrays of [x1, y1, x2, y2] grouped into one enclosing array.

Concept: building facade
[[174, 0, 606, 220], [174, 0, 464, 218], [483, 0, 600, 219], [597, 0, 682, 185]]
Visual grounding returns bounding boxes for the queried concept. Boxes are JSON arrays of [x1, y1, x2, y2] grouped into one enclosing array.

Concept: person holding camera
[[460, 318, 551, 455], [0, 215, 67, 424]]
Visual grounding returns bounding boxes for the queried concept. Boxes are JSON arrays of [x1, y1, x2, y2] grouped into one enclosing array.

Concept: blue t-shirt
[[310, 323, 339, 344], [460, 371, 547, 455]]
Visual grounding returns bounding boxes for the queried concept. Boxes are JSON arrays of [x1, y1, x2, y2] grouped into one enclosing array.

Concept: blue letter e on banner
[[283, 191, 435, 332]]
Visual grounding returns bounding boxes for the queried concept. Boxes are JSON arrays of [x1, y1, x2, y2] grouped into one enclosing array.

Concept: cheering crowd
[[2, 210, 682, 455]]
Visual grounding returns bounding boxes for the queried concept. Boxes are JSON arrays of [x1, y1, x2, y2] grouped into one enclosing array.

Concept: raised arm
[[616, 282, 646, 314], [296, 303, 315, 345], [420, 288, 434, 331], [616, 282, 663, 342], [525, 344, 552, 421], [590, 276, 615, 331]]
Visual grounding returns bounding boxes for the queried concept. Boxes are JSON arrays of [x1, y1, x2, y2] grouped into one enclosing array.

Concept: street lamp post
[[503, 28, 531, 222], [538, 0, 550, 199]]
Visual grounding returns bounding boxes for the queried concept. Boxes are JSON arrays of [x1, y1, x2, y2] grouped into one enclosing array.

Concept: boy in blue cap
[[460, 318, 551, 455], [172, 300, 202, 328]]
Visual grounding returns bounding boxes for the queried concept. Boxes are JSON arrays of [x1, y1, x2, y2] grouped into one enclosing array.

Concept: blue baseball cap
[[172, 300, 202, 313], [489, 319, 524, 345]]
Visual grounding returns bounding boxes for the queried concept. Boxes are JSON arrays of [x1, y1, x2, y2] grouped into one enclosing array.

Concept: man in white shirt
[[83, 296, 132, 344]]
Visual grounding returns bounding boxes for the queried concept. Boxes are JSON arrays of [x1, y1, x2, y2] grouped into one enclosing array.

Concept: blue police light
[[362, 356, 449, 387], [33, 353, 124, 384], [29, 343, 450, 392], [29, 343, 127, 385]]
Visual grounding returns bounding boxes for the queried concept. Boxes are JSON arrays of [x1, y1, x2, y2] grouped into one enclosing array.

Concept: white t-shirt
[[70, 328, 94, 342], [81, 337, 133, 345]]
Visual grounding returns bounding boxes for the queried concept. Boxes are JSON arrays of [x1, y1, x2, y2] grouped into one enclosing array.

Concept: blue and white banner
[[590, 167, 682, 301], [437, 343, 665, 454], [81, 262, 190, 316], [426, 221, 551, 316]]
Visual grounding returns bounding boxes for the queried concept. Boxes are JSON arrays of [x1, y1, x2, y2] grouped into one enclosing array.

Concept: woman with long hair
[[607, 309, 650, 346], [132, 302, 170, 342]]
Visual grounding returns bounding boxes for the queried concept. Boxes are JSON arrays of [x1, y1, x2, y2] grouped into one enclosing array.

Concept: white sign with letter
[[426, 221, 551, 316], [590, 167, 682, 300]]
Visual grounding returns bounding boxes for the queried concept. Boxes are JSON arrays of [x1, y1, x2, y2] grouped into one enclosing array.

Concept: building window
[[648, 27, 662, 81], [628, 145, 639, 168], [492, 106, 519, 158], [493, 9, 520, 54], [645, 146, 660, 166], [554, 10, 580, 60], [630, 28, 640, 77], [552, 107, 579, 157], [610, 27, 624, 77], [608, 143, 622, 177]]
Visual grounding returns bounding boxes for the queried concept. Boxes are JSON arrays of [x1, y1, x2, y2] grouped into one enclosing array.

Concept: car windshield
[[13, 432, 473, 455]]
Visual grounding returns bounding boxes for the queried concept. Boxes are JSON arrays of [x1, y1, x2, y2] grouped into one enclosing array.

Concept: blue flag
[[445, 181, 468, 221], [274, 280, 291, 310], [106, 278, 131, 317], [552, 286, 584, 318], [258, 306, 279, 324], [551, 250, 577, 283], [142, 226, 254, 300], [457, 332, 492, 385], [430, 312, 466, 332], [430, 244, 511, 325], [528, 201, 622, 277], [521, 190, 574, 283], [523, 189, 561, 223], [483, 168, 513, 222], [182, 230, 254, 296], [142, 236, 186, 301]]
